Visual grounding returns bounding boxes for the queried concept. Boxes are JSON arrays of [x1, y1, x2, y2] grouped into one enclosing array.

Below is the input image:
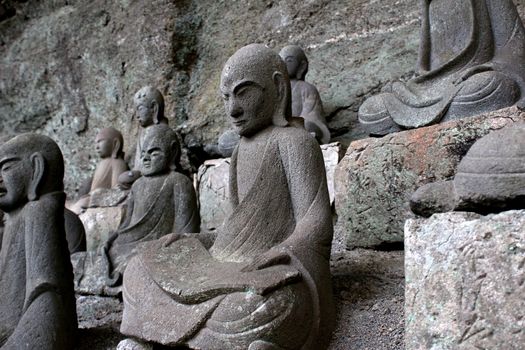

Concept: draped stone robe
[[359, 0, 525, 133], [0, 193, 77, 350], [120, 126, 335, 350]]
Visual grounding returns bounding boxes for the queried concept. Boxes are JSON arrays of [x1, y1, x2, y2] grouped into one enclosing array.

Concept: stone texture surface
[[197, 142, 341, 231], [405, 210, 525, 350], [79, 206, 124, 252], [76, 295, 122, 330], [335, 106, 525, 248], [0, 0, 415, 194], [197, 158, 232, 231], [1, 1, 524, 195]]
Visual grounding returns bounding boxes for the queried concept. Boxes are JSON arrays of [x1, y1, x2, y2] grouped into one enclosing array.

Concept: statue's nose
[[229, 104, 243, 119]]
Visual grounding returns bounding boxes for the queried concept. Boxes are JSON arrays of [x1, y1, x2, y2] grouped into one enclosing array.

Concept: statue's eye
[[222, 94, 230, 101]]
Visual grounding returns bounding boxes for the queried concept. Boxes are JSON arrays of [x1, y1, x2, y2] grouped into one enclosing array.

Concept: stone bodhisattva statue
[[279, 45, 331, 144], [118, 86, 169, 188], [410, 124, 525, 216], [0, 134, 77, 349], [73, 124, 200, 293], [119, 44, 335, 350], [70, 127, 129, 214], [359, 0, 525, 135]]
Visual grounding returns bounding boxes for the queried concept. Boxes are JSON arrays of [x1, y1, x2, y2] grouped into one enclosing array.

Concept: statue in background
[[279, 45, 331, 144], [119, 44, 335, 350], [0, 134, 77, 349], [72, 124, 199, 293], [410, 124, 525, 216], [359, 0, 525, 135], [118, 86, 169, 188], [69, 127, 129, 214]]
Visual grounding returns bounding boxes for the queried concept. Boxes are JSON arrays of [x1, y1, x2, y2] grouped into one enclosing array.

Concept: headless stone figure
[[279, 45, 331, 144], [119, 44, 335, 350], [359, 0, 525, 136], [73, 124, 200, 294], [118, 86, 169, 188], [0, 134, 77, 350], [70, 127, 129, 214], [411, 124, 525, 216]]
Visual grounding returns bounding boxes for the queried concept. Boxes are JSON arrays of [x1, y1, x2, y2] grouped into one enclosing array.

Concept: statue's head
[[95, 127, 124, 159], [279, 45, 308, 81], [140, 124, 180, 176], [220, 44, 291, 137], [133, 86, 166, 127], [0, 133, 64, 213]]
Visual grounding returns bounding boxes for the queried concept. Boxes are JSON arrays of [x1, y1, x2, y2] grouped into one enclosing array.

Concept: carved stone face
[[0, 151, 31, 212], [140, 135, 170, 176], [279, 46, 307, 80], [220, 66, 275, 137], [136, 102, 155, 127], [95, 133, 114, 158], [282, 54, 300, 79]]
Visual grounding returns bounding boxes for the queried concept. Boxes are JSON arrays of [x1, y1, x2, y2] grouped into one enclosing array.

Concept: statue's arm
[[300, 84, 324, 120], [172, 175, 200, 234], [2, 291, 72, 350], [417, 0, 431, 72], [118, 189, 135, 229]]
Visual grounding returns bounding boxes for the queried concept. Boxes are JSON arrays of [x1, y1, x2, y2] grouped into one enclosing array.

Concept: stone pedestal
[[335, 107, 525, 248], [197, 142, 342, 232], [405, 210, 525, 350], [79, 206, 124, 251]]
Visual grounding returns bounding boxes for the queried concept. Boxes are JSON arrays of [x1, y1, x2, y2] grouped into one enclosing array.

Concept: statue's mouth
[[233, 120, 246, 127], [0, 187, 6, 197]]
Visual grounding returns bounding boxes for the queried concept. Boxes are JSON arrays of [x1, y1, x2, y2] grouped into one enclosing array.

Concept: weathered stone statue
[[119, 44, 335, 350], [279, 45, 331, 144], [359, 0, 525, 135], [73, 124, 200, 293], [70, 127, 129, 214], [118, 86, 169, 188], [0, 134, 77, 349], [411, 124, 525, 216]]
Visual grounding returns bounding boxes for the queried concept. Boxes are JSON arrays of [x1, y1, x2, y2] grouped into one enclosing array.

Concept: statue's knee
[[456, 71, 519, 105], [248, 340, 284, 350], [358, 94, 390, 123]]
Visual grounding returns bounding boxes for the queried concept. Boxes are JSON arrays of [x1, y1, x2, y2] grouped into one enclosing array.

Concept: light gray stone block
[[405, 210, 525, 350]]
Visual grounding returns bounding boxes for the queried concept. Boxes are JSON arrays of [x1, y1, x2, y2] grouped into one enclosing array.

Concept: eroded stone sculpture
[[359, 0, 525, 135], [119, 44, 335, 350], [73, 124, 199, 293], [70, 127, 129, 214], [118, 86, 169, 188], [279, 45, 331, 144], [411, 124, 525, 216], [0, 134, 77, 349]]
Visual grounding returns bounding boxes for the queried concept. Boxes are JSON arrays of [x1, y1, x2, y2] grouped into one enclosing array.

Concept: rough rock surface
[[197, 142, 342, 231], [335, 107, 525, 248], [0, 0, 419, 195], [196, 158, 231, 231], [79, 206, 124, 251], [405, 210, 525, 350]]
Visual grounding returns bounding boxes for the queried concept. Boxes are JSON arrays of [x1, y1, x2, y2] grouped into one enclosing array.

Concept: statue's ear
[[28, 152, 45, 201], [112, 138, 121, 159], [272, 71, 289, 127], [152, 102, 160, 124], [297, 60, 308, 80]]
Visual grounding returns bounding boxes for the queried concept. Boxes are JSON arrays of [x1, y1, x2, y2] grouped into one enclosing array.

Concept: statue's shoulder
[[169, 171, 194, 189], [274, 125, 319, 150]]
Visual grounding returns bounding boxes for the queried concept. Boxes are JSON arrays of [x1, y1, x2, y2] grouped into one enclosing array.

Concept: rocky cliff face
[[1, 0, 524, 194]]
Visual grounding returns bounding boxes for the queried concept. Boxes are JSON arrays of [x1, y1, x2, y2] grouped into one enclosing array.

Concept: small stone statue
[[279, 45, 331, 144], [72, 124, 200, 292], [359, 0, 525, 135], [70, 127, 129, 214], [118, 86, 169, 188], [0, 133, 77, 349], [410, 124, 525, 216], [119, 44, 335, 350]]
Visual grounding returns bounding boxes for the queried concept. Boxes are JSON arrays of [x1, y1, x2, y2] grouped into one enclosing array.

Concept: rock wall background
[[1, 0, 524, 195]]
